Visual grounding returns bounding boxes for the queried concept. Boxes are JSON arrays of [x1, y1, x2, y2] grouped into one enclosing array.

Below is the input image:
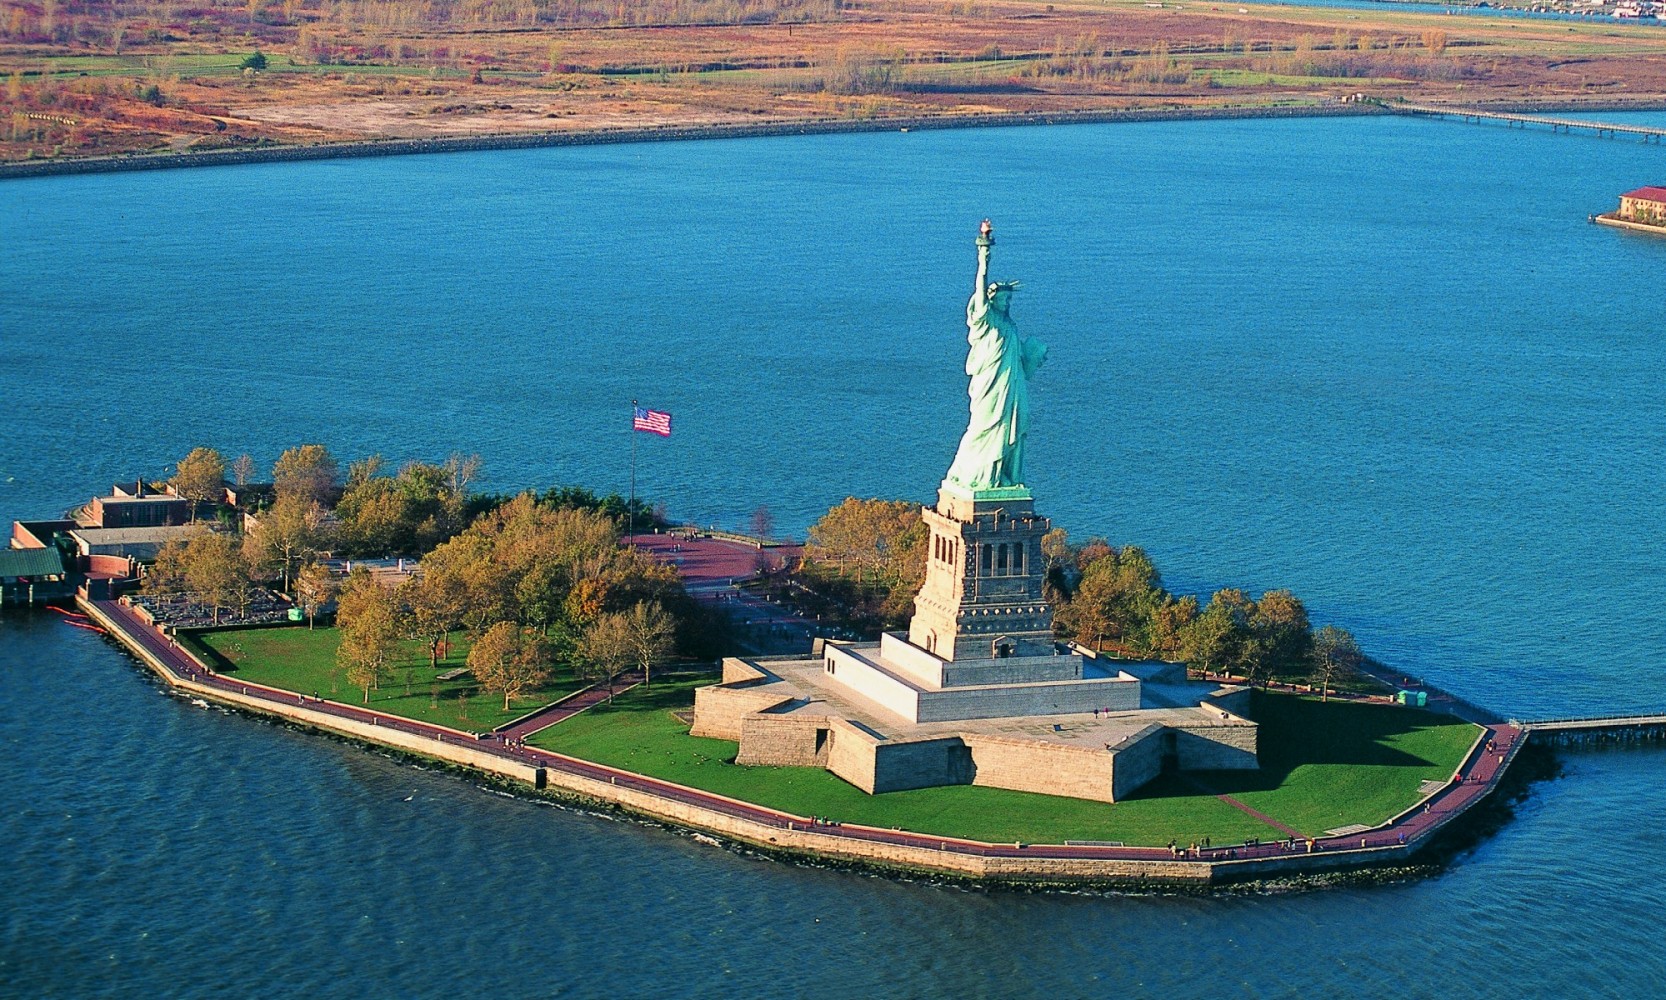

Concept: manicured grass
[[531, 679, 1479, 846], [1195, 693, 1482, 836], [193, 626, 588, 733]]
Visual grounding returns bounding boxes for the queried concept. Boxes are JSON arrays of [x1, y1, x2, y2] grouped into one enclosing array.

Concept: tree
[[802, 497, 927, 627], [1178, 590, 1250, 679], [579, 608, 634, 699], [469, 621, 553, 711], [748, 504, 774, 540], [243, 492, 331, 592], [1250, 589, 1312, 681], [231, 453, 256, 487], [272, 444, 339, 506], [401, 570, 468, 669], [336, 568, 399, 703], [584, 600, 676, 693], [170, 447, 225, 521], [293, 561, 336, 630], [1311, 624, 1362, 702], [1055, 544, 1167, 653], [1147, 593, 1199, 660], [146, 538, 190, 594], [444, 452, 482, 503], [241, 49, 267, 69], [183, 531, 247, 626]]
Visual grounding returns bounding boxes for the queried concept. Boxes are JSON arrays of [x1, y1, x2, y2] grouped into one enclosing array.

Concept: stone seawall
[[82, 596, 1501, 887], [1, 104, 1382, 181]]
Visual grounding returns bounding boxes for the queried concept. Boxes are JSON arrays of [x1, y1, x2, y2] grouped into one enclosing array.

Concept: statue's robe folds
[[944, 288, 1048, 491]]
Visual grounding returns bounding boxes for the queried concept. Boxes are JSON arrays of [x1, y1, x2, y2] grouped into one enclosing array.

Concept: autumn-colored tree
[[1310, 624, 1361, 702], [1178, 590, 1248, 678], [577, 612, 628, 698], [1250, 589, 1312, 680], [183, 531, 247, 625], [170, 447, 225, 521], [145, 538, 190, 595], [400, 569, 468, 669], [1054, 544, 1166, 653], [335, 567, 399, 703], [243, 492, 331, 592], [272, 444, 339, 506], [293, 561, 337, 630], [468, 620, 553, 710], [1146, 593, 1199, 660], [801, 497, 927, 628]]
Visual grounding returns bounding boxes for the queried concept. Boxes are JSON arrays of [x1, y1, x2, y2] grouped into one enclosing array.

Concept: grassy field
[[193, 626, 589, 733], [530, 677, 1479, 845], [8, 0, 1666, 163]]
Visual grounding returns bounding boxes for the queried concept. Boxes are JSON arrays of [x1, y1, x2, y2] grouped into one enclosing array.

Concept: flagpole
[[628, 398, 637, 544]]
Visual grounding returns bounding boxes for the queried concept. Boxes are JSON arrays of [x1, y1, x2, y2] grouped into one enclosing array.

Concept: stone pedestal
[[907, 483, 1060, 662]]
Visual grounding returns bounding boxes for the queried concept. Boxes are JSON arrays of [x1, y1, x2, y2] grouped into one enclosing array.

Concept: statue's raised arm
[[974, 218, 993, 306]]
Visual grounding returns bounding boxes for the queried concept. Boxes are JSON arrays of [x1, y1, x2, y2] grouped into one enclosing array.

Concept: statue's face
[[992, 288, 1013, 312]]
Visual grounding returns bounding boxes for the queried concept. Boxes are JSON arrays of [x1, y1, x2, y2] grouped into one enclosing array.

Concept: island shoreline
[[9, 96, 1666, 182], [1, 104, 1384, 181], [75, 594, 1527, 890]]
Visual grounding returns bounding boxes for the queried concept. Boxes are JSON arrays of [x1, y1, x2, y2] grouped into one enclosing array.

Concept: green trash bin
[[287, 608, 304, 622]]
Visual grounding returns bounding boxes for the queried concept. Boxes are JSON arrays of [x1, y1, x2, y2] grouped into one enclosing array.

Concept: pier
[[1518, 713, 1666, 745], [1388, 102, 1666, 142]]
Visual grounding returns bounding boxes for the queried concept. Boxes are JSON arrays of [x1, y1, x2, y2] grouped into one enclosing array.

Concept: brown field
[[4, 0, 1666, 163]]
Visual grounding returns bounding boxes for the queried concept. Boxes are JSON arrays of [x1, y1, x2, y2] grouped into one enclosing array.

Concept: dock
[[1388, 102, 1666, 142], [1517, 713, 1666, 745]]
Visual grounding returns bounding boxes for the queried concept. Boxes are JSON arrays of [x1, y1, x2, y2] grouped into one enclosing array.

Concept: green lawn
[[530, 679, 1479, 846], [1194, 694, 1481, 836], [192, 626, 589, 733]]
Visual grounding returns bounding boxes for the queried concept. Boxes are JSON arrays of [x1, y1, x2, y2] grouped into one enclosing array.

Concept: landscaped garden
[[530, 677, 1481, 846], [192, 626, 590, 733]]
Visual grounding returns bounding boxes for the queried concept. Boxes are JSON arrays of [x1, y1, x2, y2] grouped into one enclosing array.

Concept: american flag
[[633, 406, 672, 437]]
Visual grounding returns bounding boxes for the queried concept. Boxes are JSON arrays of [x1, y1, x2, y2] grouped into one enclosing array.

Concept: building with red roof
[[1618, 186, 1666, 225]]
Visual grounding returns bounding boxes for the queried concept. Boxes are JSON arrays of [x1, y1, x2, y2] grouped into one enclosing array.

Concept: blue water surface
[[3, 112, 1666, 997]]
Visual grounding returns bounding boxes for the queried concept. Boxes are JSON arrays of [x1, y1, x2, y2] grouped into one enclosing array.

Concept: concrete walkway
[[86, 595, 1526, 874], [628, 533, 819, 656], [494, 675, 641, 741]]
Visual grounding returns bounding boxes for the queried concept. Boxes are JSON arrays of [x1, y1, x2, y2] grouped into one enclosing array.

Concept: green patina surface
[[531, 678, 1479, 845], [191, 626, 588, 733]]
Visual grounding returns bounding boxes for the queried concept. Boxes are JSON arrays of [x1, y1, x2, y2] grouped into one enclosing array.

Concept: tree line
[[147, 443, 704, 706], [792, 497, 1364, 697]]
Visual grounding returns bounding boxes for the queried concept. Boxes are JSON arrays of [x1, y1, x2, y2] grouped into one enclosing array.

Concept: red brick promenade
[[83, 593, 1526, 879]]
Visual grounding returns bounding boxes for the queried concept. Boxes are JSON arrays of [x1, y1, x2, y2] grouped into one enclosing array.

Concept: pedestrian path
[[494, 676, 641, 741], [82, 594, 1527, 874]]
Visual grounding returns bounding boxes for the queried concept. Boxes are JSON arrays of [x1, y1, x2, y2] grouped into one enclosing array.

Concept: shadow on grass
[[1130, 692, 1473, 799]]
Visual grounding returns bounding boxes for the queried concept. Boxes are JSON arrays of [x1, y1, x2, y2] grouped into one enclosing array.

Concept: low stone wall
[[824, 646, 921, 720], [962, 733, 1118, 802], [737, 713, 831, 767], [915, 676, 1140, 723], [80, 600, 541, 785], [690, 659, 795, 740], [1173, 720, 1259, 770]]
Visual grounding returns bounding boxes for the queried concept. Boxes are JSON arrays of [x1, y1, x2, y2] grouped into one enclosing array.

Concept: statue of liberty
[[944, 219, 1048, 493]]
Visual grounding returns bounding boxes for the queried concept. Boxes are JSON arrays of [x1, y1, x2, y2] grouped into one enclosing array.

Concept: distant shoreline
[[1, 103, 1383, 181]]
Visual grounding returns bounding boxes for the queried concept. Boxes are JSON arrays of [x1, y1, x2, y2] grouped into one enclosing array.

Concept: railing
[[1390, 102, 1666, 141]]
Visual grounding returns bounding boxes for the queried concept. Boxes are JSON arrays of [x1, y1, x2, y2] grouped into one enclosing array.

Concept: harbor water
[[3, 112, 1665, 997]]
